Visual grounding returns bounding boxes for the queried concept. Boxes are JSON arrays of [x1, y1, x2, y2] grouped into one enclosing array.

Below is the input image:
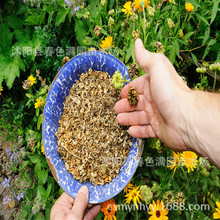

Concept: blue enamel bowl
[[42, 51, 144, 203]]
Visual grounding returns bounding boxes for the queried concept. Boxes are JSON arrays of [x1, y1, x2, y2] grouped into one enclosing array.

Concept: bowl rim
[[42, 50, 144, 203]]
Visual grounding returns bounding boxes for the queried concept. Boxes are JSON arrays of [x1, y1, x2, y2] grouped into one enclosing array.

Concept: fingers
[[83, 205, 101, 220], [117, 111, 149, 126], [56, 192, 74, 209], [114, 95, 145, 114], [121, 74, 148, 98], [128, 125, 157, 138], [71, 186, 89, 219], [135, 38, 154, 73]]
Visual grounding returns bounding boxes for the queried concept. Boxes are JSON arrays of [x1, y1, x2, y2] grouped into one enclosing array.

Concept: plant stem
[[143, 6, 146, 45], [135, 207, 138, 220], [213, 70, 217, 92]]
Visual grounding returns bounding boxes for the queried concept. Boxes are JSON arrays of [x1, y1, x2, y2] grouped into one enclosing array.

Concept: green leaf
[[191, 53, 198, 65], [2, 57, 20, 89], [5, 15, 23, 30], [89, 0, 102, 18], [20, 161, 29, 170], [173, 40, 180, 58], [169, 44, 176, 64], [196, 13, 209, 26], [37, 114, 43, 130], [39, 170, 48, 184], [74, 17, 88, 45], [202, 27, 210, 45], [0, 23, 13, 51], [55, 9, 68, 26], [36, 108, 40, 117], [57, 0, 66, 8], [46, 184, 52, 198], [211, 0, 219, 24], [182, 31, 195, 41]]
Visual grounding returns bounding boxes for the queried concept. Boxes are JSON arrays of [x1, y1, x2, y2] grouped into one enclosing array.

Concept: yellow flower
[[34, 98, 42, 108], [167, 152, 181, 177], [214, 201, 220, 219], [41, 145, 45, 155], [185, 3, 194, 12], [148, 200, 169, 220], [179, 29, 184, 38], [124, 185, 143, 209], [122, 1, 132, 16], [134, 0, 150, 12], [101, 199, 118, 220], [181, 151, 198, 172], [27, 75, 36, 86], [124, 181, 134, 194], [0, 86, 3, 95], [100, 36, 115, 49]]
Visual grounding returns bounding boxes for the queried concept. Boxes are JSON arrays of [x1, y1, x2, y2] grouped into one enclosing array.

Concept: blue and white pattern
[[43, 51, 144, 203]]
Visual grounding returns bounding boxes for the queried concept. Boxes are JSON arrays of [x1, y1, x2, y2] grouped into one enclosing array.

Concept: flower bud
[[83, 11, 90, 19], [130, 13, 138, 22], [196, 67, 206, 74], [108, 16, 114, 26], [112, 70, 124, 89], [94, 26, 101, 37], [155, 41, 165, 53], [140, 185, 153, 204], [108, 9, 115, 15], [147, 6, 155, 16], [167, 18, 175, 29], [101, 0, 106, 6], [132, 29, 141, 40], [209, 62, 220, 72], [179, 29, 184, 38]]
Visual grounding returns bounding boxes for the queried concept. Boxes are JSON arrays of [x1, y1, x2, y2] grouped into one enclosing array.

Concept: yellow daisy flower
[[213, 201, 220, 219], [148, 200, 169, 220], [185, 3, 194, 12], [124, 181, 134, 194], [134, 0, 150, 12], [0, 86, 3, 95], [34, 98, 43, 108], [181, 151, 198, 172], [41, 144, 45, 155], [100, 36, 115, 49], [124, 185, 143, 209], [167, 151, 181, 177], [27, 75, 36, 86], [121, 1, 132, 17]]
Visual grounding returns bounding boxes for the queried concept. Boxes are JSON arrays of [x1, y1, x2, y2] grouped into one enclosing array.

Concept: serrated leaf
[[0, 23, 13, 52], [5, 15, 23, 30], [55, 9, 68, 26], [173, 40, 180, 58], [3, 58, 21, 89], [211, 0, 219, 24]]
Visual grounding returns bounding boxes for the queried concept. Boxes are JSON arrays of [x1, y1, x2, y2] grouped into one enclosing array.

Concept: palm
[[115, 39, 190, 151]]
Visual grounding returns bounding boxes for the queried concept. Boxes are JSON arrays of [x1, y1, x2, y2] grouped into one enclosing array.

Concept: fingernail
[[78, 185, 89, 199], [135, 38, 143, 47]]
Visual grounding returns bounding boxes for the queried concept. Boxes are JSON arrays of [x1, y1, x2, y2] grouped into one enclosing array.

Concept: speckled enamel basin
[[42, 51, 144, 203]]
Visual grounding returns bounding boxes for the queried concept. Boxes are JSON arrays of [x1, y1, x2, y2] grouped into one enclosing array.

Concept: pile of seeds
[[56, 69, 132, 185]]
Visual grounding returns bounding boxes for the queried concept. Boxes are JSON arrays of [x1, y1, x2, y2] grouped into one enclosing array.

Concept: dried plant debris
[[56, 69, 132, 185], [127, 87, 139, 106], [128, 64, 140, 80]]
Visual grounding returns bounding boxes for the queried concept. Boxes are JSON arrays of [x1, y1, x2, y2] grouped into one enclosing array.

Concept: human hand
[[115, 38, 192, 152], [50, 186, 101, 220]]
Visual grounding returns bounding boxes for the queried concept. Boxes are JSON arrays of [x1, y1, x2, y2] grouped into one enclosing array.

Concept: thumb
[[71, 186, 89, 219], [135, 38, 154, 73]]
